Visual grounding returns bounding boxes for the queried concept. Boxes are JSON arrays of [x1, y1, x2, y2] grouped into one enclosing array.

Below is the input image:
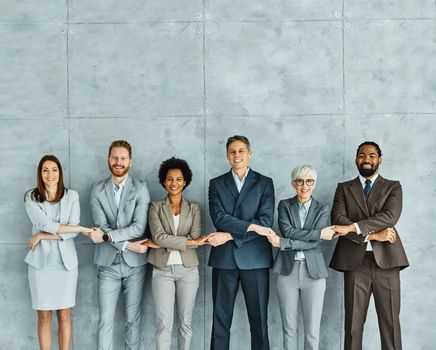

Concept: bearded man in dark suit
[[330, 141, 409, 350]]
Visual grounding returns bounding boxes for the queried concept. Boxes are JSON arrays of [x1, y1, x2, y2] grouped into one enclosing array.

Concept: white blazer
[[24, 189, 80, 271]]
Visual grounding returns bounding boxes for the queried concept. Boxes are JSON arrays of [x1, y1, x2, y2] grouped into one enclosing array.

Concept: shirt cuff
[[121, 241, 128, 252], [354, 223, 369, 242], [44, 222, 60, 235], [354, 223, 361, 235]]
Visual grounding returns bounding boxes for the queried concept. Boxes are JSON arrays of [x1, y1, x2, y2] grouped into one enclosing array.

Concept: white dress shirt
[[167, 214, 183, 265], [354, 173, 379, 251], [113, 176, 128, 251], [232, 168, 250, 193]]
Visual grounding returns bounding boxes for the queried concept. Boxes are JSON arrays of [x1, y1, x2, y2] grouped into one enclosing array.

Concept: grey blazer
[[272, 196, 330, 279], [147, 197, 202, 268], [24, 189, 80, 271], [90, 175, 150, 267]]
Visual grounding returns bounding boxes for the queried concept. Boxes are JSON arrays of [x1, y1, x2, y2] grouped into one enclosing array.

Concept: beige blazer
[[147, 197, 202, 268]]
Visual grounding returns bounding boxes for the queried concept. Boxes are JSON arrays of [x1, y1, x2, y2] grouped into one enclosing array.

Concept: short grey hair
[[291, 164, 318, 181]]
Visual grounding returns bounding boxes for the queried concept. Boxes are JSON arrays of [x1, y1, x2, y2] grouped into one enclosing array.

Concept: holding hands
[[321, 226, 336, 240], [191, 236, 209, 246], [266, 233, 280, 247], [248, 224, 281, 247], [80, 227, 95, 238], [248, 224, 275, 237], [28, 225, 93, 250], [331, 225, 397, 244], [126, 239, 149, 253], [206, 232, 233, 247], [89, 227, 105, 243], [332, 224, 355, 237]]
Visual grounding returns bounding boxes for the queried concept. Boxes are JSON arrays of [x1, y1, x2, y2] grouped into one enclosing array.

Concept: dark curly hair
[[356, 141, 382, 157], [158, 157, 192, 189]]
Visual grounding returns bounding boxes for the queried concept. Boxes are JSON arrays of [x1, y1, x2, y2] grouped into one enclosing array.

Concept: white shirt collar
[[298, 197, 312, 210], [113, 175, 128, 192], [359, 173, 379, 187], [232, 168, 250, 182]]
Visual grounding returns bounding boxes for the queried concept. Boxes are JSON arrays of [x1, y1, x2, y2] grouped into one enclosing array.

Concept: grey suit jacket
[[272, 196, 330, 279], [147, 197, 202, 268], [90, 175, 150, 267], [24, 189, 80, 271]]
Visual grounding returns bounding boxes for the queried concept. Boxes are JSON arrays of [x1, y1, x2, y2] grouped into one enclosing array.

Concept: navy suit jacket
[[208, 169, 275, 269]]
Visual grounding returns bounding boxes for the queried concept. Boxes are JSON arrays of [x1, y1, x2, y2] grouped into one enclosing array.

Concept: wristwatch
[[101, 227, 112, 242]]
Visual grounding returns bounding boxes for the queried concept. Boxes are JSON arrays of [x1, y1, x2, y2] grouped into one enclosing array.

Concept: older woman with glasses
[[262, 164, 335, 350]]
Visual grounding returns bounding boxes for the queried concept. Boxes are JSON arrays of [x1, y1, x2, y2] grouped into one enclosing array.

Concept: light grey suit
[[273, 196, 330, 350], [90, 175, 150, 350], [25, 189, 80, 271], [24, 189, 80, 310]]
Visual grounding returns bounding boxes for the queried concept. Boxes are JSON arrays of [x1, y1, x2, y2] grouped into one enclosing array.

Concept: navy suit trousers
[[210, 267, 270, 350]]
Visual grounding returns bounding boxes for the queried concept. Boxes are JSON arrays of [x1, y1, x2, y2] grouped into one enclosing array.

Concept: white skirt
[[28, 264, 78, 311]]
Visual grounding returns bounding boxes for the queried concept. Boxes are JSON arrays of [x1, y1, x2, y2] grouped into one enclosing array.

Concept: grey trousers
[[152, 265, 199, 350], [97, 254, 146, 350], [276, 260, 326, 350]]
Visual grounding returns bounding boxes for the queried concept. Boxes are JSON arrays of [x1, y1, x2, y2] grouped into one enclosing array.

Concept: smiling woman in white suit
[[24, 155, 92, 350]]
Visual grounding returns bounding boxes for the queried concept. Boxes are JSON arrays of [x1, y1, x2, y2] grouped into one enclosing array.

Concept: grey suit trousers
[[276, 260, 326, 350], [152, 265, 199, 350], [97, 254, 146, 350]]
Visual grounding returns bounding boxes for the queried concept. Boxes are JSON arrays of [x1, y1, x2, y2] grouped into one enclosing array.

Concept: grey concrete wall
[[0, 1, 435, 349]]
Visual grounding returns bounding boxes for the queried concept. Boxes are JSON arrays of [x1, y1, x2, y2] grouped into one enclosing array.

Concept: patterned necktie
[[363, 179, 372, 197]]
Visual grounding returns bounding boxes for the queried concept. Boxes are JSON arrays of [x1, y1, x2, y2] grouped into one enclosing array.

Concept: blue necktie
[[363, 179, 371, 197]]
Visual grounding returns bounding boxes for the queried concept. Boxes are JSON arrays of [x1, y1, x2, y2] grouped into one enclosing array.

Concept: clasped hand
[[368, 227, 396, 243], [250, 226, 280, 247], [28, 234, 42, 250]]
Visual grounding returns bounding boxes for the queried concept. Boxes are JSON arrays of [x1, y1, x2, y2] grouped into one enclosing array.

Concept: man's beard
[[109, 164, 129, 177], [358, 163, 379, 177]]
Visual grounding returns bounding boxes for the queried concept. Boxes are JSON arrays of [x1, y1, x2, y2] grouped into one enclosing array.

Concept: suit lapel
[[162, 198, 176, 235], [349, 177, 369, 217], [234, 170, 257, 210], [303, 199, 318, 230], [366, 175, 385, 210], [42, 200, 53, 223], [104, 178, 118, 218], [224, 171, 239, 200], [117, 176, 132, 220], [59, 191, 67, 224], [290, 197, 302, 229], [178, 199, 189, 236]]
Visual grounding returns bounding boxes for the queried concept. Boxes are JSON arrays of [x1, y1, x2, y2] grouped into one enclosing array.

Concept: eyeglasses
[[293, 178, 315, 186]]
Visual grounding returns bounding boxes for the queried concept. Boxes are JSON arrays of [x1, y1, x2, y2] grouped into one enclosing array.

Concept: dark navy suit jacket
[[208, 169, 275, 269]]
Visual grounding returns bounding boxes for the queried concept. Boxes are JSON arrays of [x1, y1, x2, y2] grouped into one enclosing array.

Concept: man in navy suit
[[207, 135, 275, 350]]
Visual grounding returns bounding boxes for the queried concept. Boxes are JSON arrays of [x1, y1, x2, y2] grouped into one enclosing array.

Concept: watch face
[[103, 233, 108, 242]]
